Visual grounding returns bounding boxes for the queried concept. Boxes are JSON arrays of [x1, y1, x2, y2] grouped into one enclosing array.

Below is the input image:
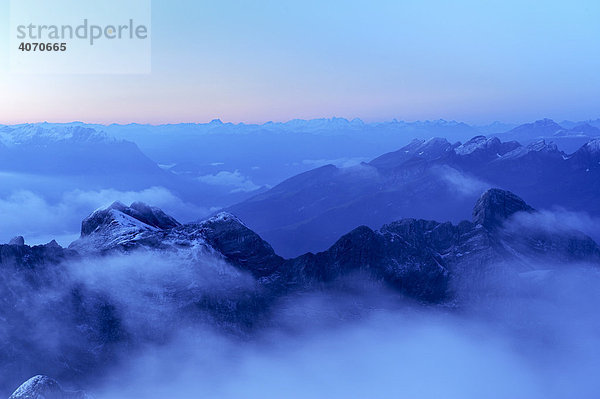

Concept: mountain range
[[225, 135, 600, 256], [0, 124, 261, 224], [2, 118, 600, 396], [3, 120, 597, 254], [494, 118, 600, 152], [7, 118, 597, 194], [2, 188, 599, 397]]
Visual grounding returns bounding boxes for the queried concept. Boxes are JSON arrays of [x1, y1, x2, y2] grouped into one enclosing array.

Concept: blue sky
[[0, 0, 599, 124]]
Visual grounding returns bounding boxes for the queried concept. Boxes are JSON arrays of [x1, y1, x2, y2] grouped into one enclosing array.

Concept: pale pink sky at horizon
[[1, 0, 598, 126]]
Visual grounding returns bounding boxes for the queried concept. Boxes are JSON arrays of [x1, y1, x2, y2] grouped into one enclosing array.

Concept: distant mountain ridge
[[2, 118, 597, 195], [11, 117, 600, 138], [226, 136, 600, 256], [0, 124, 264, 221], [0, 124, 160, 176], [0, 125, 112, 146], [494, 118, 600, 152]]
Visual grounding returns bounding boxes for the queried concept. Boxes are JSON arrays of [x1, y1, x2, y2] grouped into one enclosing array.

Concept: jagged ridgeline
[[226, 136, 600, 257], [2, 189, 600, 397]]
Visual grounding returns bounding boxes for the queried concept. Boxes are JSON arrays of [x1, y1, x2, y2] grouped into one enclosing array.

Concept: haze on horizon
[[0, 0, 598, 125]]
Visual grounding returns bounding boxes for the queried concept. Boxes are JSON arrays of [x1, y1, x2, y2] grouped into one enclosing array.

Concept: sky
[[0, 0, 599, 125]]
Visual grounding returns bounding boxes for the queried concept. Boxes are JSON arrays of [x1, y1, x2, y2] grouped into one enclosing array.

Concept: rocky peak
[[417, 137, 454, 157], [8, 236, 25, 246], [527, 139, 559, 153], [472, 189, 534, 229], [533, 118, 560, 128], [194, 212, 283, 276], [583, 138, 600, 154], [455, 136, 491, 154], [0, 125, 109, 147], [199, 212, 246, 228], [80, 201, 180, 237], [556, 123, 600, 137], [500, 139, 561, 160], [454, 135, 520, 157], [503, 119, 563, 140], [127, 202, 181, 230], [566, 138, 600, 169], [9, 375, 89, 399], [44, 240, 62, 249], [73, 204, 282, 276], [369, 137, 453, 169]]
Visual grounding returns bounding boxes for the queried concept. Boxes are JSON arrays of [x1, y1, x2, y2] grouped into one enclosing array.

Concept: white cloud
[[197, 170, 260, 193], [93, 266, 600, 399], [435, 165, 489, 197]]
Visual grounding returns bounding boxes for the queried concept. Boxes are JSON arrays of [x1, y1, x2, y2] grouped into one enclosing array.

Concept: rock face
[[472, 189, 534, 230], [9, 375, 88, 399], [8, 236, 25, 246], [197, 213, 283, 277], [0, 240, 75, 270], [70, 202, 282, 277]]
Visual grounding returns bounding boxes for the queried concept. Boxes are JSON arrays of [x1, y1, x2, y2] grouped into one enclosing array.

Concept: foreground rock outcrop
[[9, 376, 89, 399]]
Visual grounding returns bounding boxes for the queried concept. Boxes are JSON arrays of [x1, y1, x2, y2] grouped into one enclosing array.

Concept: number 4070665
[[18, 43, 67, 52]]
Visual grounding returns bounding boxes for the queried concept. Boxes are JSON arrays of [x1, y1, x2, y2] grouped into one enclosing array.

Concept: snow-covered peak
[[501, 139, 560, 159], [583, 138, 600, 153], [528, 139, 558, 152], [414, 137, 454, 157], [196, 212, 247, 229], [209, 211, 244, 223], [422, 136, 451, 146], [81, 201, 180, 237], [455, 136, 500, 155], [9, 375, 89, 399], [0, 124, 111, 146], [70, 202, 182, 253], [401, 137, 453, 156], [369, 137, 453, 169], [263, 117, 365, 133], [414, 119, 463, 127]]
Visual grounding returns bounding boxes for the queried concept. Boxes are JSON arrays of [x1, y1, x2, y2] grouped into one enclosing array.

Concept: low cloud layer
[[91, 264, 600, 399], [197, 170, 261, 193], [3, 237, 600, 399], [508, 207, 600, 242]]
